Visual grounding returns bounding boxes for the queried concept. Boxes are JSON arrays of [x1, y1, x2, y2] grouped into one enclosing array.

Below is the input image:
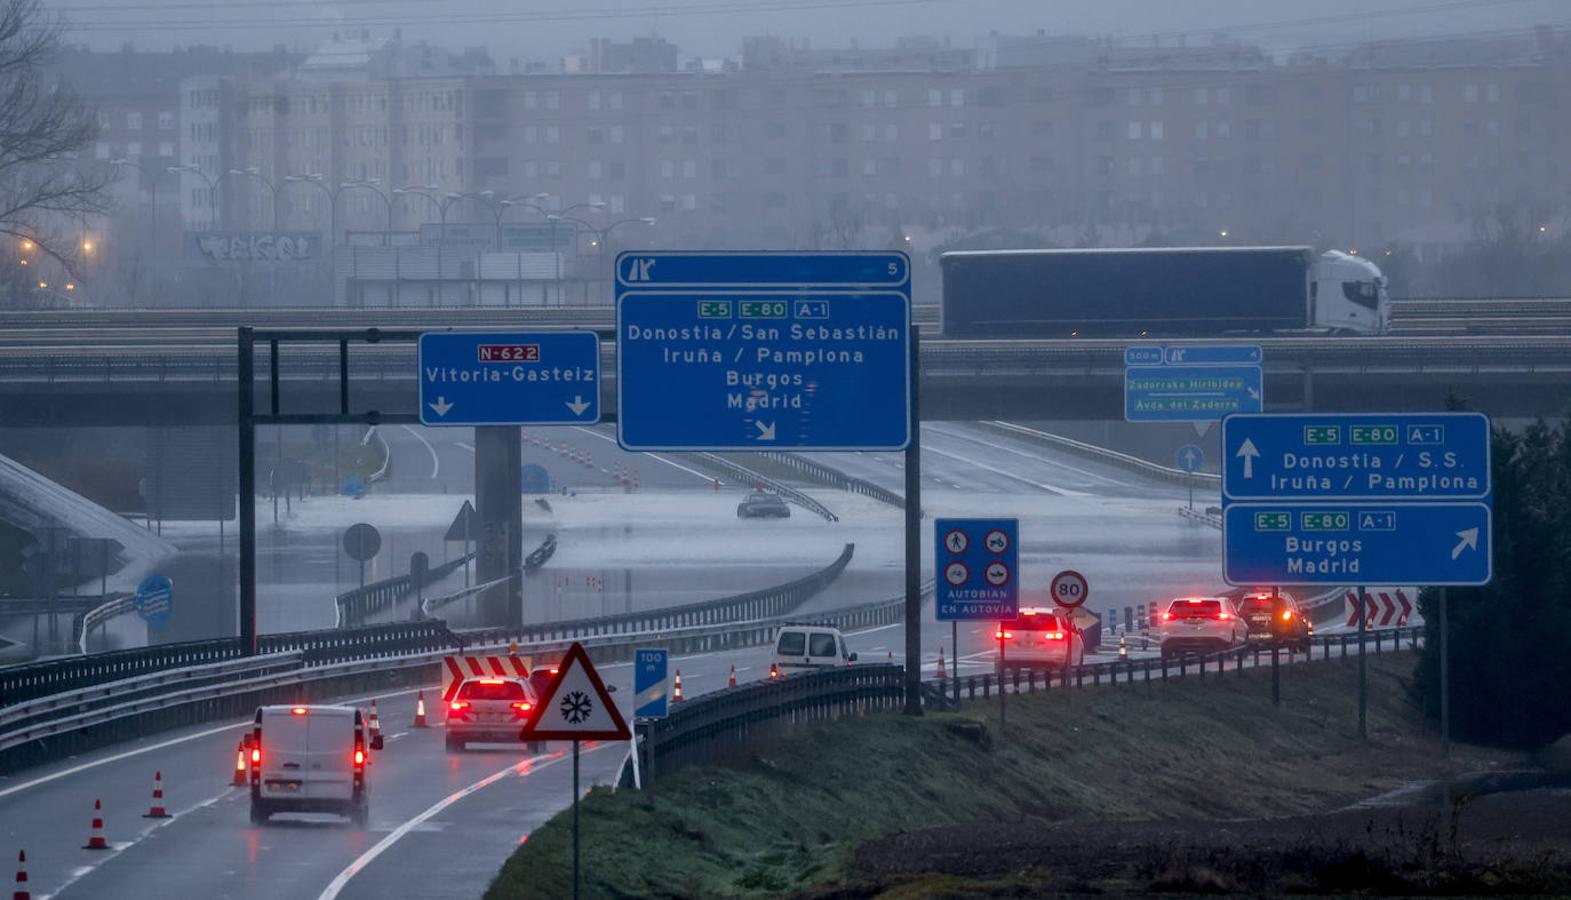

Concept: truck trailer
[[939, 246, 1388, 338]]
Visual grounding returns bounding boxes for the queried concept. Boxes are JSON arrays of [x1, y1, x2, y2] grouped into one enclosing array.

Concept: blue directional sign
[[1221, 412, 1492, 587], [935, 518, 1020, 621], [616, 252, 911, 451], [1125, 364, 1263, 421], [1222, 413, 1491, 501], [418, 331, 600, 426], [1164, 344, 1262, 366], [633, 648, 670, 719], [1176, 444, 1205, 474], [1223, 503, 1491, 586], [134, 573, 173, 627]]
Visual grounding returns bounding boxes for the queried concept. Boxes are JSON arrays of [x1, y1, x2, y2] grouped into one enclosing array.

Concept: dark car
[[1234, 591, 1314, 650], [737, 492, 791, 519]]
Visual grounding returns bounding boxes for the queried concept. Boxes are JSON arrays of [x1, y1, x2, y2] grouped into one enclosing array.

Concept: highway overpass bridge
[[0, 332, 1565, 427]]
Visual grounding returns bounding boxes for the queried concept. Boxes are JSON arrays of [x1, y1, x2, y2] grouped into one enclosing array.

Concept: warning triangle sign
[[520, 641, 631, 742], [445, 500, 478, 543]]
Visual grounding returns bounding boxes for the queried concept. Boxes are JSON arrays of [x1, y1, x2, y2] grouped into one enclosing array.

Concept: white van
[[771, 624, 857, 674], [247, 704, 379, 826]]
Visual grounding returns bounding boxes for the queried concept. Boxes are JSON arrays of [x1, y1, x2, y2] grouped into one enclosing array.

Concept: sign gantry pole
[[904, 323, 922, 716]]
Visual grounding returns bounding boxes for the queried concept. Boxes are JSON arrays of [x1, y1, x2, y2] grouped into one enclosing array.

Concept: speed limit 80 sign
[[1049, 570, 1089, 609]]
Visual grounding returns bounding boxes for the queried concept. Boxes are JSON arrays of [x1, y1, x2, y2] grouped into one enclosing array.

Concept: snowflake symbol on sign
[[560, 690, 593, 724]]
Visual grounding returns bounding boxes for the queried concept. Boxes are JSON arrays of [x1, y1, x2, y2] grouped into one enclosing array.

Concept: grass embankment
[[488, 653, 1512, 899]]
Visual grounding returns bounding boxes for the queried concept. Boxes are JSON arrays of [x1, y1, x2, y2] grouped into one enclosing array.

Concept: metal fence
[[642, 664, 905, 778], [756, 450, 907, 509], [462, 543, 855, 647], [336, 552, 475, 626]]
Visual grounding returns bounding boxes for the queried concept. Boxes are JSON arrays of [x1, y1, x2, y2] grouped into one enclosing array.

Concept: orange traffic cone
[[368, 700, 382, 738], [13, 849, 28, 900], [768, 662, 780, 680], [142, 771, 171, 819], [83, 799, 109, 850], [727, 665, 737, 688], [673, 670, 684, 703], [1118, 634, 1128, 659], [937, 647, 947, 680], [413, 690, 429, 728], [232, 740, 248, 785]]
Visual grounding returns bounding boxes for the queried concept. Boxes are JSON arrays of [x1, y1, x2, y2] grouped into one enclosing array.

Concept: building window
[[1397, 84, 1412, 101], [610, 194, 625, 213], [95, 141, 109, 159], [1195, 121, 1209, 140], [1215, 87, 1231, 105], [928, 158, 943, 177], [1127, 122, 1142, 139], [660, 160, 675, 178], [126, 111, 143, 130], [609, 91, 623, 110], [1464, 84, 1479, 103], [928, 88, 942, 107], [1486, 84, 1501, 103], [883, 90, 897, 108], [126, 141, 141, 156], [883, 123, 898, 142], [682, 159, 697, 178], [928, 122, 942, 141], [862, 123, 877, 142], [1149, 156, 1165, 175], [884, 192, 899, 209], [1149, 121, 1164, 140], [682, 127, 699, 144], [546, 126, 560, 144], [157, 141, 173, 157], [545, 161, 560, 178], [861, 158, 876, 177], [588, 127, 603, 144], [861, 89, 877, 108], [764, 157, 786, 175], [157, 111, 175, 129], [1194, 87, 1209, 106], [524, 91, 538, 110], [587, 91, 601, 110], [682, 193, 697, 210], [659, 125, 675, 143], [950, 88, 963, 107], [1216, 121, 1231, 139], [1127, 157, 1143, 176], [949, 158, 964, 176], [1420, 84, 1433, 104], [587, 160, 603, 179], [610, 125, 624, 144], [1127, 87, 1142, 106], [948, 122, 966, 139]]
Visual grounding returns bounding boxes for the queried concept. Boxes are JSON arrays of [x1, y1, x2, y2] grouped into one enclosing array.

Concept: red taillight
[[1161, 612, 1173, 621], [250, 747, 261, 765], [994, 630, 1013, 640], [511, 701, 532, 718], [1281, 610, 1294, 622], [290, 707, 307, 716], [549, 667, 559, 675], [353, 749, 365, 767], [450, 701, 470, 711], [1047, 631, 1065, 640], [477, 678, 505, 685], [1218, 612, 1230, 620]]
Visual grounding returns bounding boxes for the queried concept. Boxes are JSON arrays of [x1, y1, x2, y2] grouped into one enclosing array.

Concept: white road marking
[[317, 744, 614, 900], [0, 685, 434, 800], [456, 442, 474, 452], [926, 423, 1135, 488], [571, 426, 714, 483], [400, 425, 441, 480], [922, 444, 1088, 497]]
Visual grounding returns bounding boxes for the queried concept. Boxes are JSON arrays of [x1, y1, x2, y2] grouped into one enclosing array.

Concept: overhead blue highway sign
[[615, 252, 911, 451], [418, 331, 600, 426], [633, 647, 669, 719], [1125, 364, 1263, 422], [1221, 412, 1493, 586], [1223, 502, 1491, 586], [1164, 344, 1262, 366], [935, 518, 1020, 621], [1221, 412, 1491, 501]]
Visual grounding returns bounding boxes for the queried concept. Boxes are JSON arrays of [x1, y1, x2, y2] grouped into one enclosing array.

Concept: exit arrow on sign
[[428, 396, 454, 417], [565, 396, 590, 416]]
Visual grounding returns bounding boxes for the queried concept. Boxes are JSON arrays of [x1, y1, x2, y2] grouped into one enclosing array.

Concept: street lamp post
[[393, 185, 465, 305], [228, 167, 282, 231], [552, 215, 657, 304], [171, 164, 222, 230]]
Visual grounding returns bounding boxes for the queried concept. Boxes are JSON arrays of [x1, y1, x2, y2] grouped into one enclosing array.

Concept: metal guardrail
[[420, 533, 557, 617], [460, 542, 856, 648], [684, 452, 840, 522], [642, 664, 905, 777], [336, 552, 475, 626], [75, 594, 135, 654], [986, 420, 1222, 486], [756, 450, 907, 509]]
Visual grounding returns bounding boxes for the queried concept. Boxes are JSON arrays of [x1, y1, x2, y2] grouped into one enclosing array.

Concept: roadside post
[[1176, 444, 1205, 511], [520, 642, 630, 900], [342, 523, 380, 590], [1271, 585, 1281, 706], [632, 647, 670, 791], [1220, 413, 1492, 736], [935, 519, 1019, 730], [615, 251, 916, 709], [1049, 569, 1089, 683]]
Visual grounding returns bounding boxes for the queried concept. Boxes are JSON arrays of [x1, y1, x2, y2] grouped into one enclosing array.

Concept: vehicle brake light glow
[[1218, 612, 1230, 620], [1161, 612, 1173, 621], [450, 701, 470, 711], [1022, 609, 1038, 616], [1281, 610, 1294, 622], [1047, 631, 1065, 640], [549, 668, 559, 675], [995, 630, 1013, 640], [1186, 598, 1202, 604], [250, 747, 261, 764], [511, 702, 532, 711], [353, 749, 365, 767], [478, 678, 505, 685], [290, 707, 307, 716]]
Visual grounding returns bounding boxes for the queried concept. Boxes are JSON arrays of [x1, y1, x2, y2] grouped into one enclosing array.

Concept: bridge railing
[[684, 452, 840, 522], [336, 552, 475, 627], [755, 450, 907, 509]]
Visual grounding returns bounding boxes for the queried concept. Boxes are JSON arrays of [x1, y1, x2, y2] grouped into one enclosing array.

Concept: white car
[[771, 624, 857, 675], [248, 704, 378, 826], [445, 676, 539, 752], [996, 607, 1084, 672], [1158, 596, 1248, 660]]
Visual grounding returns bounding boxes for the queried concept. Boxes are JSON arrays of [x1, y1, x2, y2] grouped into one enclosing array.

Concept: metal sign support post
[[951, 621, 959, 703], [572, 738, 581, 900], [903, 324, 922, 716], [998, 628, 1006, 732], [1440, 587, 1450, 756], [1357, 585, 1367, 739], [1271, 585, 1281, 707]]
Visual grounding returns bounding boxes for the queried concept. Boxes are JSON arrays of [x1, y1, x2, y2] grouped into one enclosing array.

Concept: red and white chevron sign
[[441, 654, 532, 702], [1344, 589, 1413, 628]]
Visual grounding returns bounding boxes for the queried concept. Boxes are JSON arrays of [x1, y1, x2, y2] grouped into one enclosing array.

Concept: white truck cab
[[248, 704, 378, 826], [771, 623, 857, 674], [1313, 250, 1389, 334]]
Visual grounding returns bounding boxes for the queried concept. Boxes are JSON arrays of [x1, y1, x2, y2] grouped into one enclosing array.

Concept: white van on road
[[248, 704, 379, 826], [770, 623, 858, 674]]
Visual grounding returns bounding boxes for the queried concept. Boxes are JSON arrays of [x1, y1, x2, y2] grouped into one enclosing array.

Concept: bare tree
[[0, 0, 111, 285]]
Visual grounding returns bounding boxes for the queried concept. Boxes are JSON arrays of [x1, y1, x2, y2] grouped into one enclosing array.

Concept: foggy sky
[[49, 0, 1571, 62]]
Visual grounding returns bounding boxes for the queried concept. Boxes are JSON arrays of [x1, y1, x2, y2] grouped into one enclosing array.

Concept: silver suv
[[444, 677, 538, 751], [1158, 597, 1247, 660]]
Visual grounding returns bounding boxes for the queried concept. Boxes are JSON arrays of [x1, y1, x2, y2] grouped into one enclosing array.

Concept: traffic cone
[[13, 849, 28, 900], [142, 771, 171, 819], [82, 799, 109, 850], [1118, 634, 1128, 659], [673, 670, 684, 703], [368, 700, 382, 738], [936, 647, 947, 680], [768, 662, 780, 680], [727, 665, 737, 688], [232, 740, 248, 785], [413, 690, 430, 728]]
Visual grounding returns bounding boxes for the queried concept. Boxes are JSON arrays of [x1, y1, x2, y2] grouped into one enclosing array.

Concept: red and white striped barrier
[[441, 654, 533, 703]]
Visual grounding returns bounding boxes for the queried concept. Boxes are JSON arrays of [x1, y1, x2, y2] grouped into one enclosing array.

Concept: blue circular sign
[[135, 573, 174, 627], [1176, 444, 1205, 474], [340, 477, 367, 498]]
